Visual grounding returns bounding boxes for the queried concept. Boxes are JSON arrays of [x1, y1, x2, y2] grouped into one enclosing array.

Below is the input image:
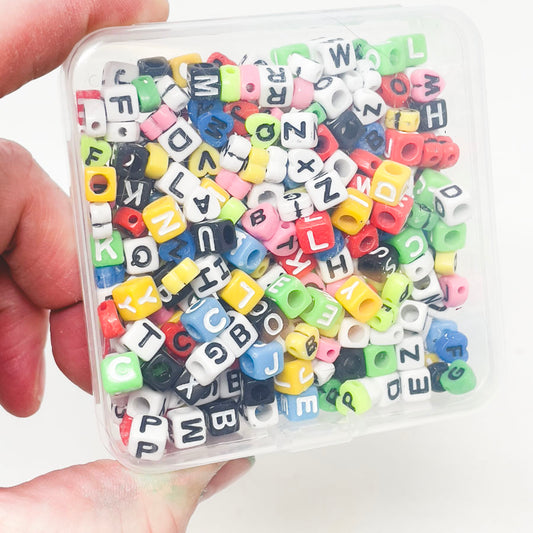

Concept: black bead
[[137, 56, 171, 78], [202, 399, 240, 436], [326, 109, 364, 151], [142, 350, 183, 392], [357, 243, 400, 283], [173, 368, 212, 405], [247, 299, 288, 343], [334, 348, 366, 381], [409, 98, 448, 131], [116, 177, 153, 210], [190, 220, 237, 255], [428, 362, 449, 392], [111, 143, 149, 180], [152, 264, 182, 310], [187, 63, 221, 100], [241, 375, 275, 406]]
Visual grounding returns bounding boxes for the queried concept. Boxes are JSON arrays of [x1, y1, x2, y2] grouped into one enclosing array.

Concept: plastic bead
[[434, 329, 468, 363], [168, 406, 207, 449], [219, 269, 265, 314], [141, 350, 183, 391], [331, 188, 373, 235], [101, 352, 143, 395], [370, 194, 414, 234], [285, 323, 319, 360], [202, 399, 240, 436], [240, 341, 284, 380], [287, 52, 323, 82], [346, 224, 379, 258], [224, 101, 259, 136], [433, 183, 472, 226], [102, 85, 140, 122], [318, 378, 341, 411], [413, 168, 452, 209], [188, 144, 221, 178], [335, 275, 382, 323], [369, 160, 410, 206], [357, 243, 400, 283], [257, 65, 294, 108], [85, 166, 117, 203], [277, 386, 319, 421], [440, 360, 476, 394], [439, 274, 468, 308], [219, 65, 241, 102], [161, 321, 197, 359], [335, 379, 371, 415], [313, 76, 352, 120], [131, 75, 161, 113], [410, 98, 447, 131], [429, 219, 467, 252], [241, 203, 280, 241], [128, 415, 168, 461], [158, 118, 202, 162], [186, 341, 236, 387], [353, 88, 386, 125], [379, 73, 410, 107], [265, 274, 312, 319], [181, 297, 230, 343], [400, 367, 431, 402], [242, 375, 275, 406], [81, 135, 112, 167], [355, 122, 386, 156], [273, 355, 314, 395], [218, 197, 247, 224], [388, 227, 428, 264], [245, 113, 281, 149]]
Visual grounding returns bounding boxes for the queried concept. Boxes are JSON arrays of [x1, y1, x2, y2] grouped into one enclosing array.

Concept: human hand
[[0, 1, 253, 531]]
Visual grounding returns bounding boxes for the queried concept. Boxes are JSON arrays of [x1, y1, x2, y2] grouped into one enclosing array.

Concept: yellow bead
[[331, 188, 373, 235], [144, 142, 169, 180], [335, 275, 382, 323], [168, 310, 183, 323], [384, 108, 420, 132], [189, 143, 220, 178], [142, 195, 187, 243], [84, 166, 117, 203], [250, 256, 270, 279], [239, 147, 269, 184], [112, 276, 162, 321], [369, 160, 410, 207], [169, 53, 202, 88], [434, 251, 457, 275], [425, 352, 441, 366], [285, 323, 320, 360], [161, 258, 200, 294], [200, 177, 229, 206], [274, 355, 314, 395], [218, 269, 264, 314]]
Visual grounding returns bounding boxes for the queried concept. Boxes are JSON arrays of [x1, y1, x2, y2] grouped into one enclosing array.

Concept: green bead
[[388, 227, 428, 264], [367, 302, 398, 332], [265, 274, 312, 319], [397, 33, 428, 67], [101, 352, 143, 395], [413, 169, 452, 210], [429, 220, 467, 252], [245, 113, 281, 148], [352, 38, 370, 59], [132, 75, 161, 112], [363, 344, 397, 377], [407, 202, 434, 229], [218, 197, 247, 224], [336, 379, 372, 415], [80, 135, 112, 166], [318, 378, 341, 412], [90, 230, 124, 267], [304, 102, 327, 124], [381, 272, 413, 306], [270, 43, 310, 65], [440, 360, 476, 394], [219, 65, 241, 102], [372, 41, 408, 75], [299, 287, 345, 337]]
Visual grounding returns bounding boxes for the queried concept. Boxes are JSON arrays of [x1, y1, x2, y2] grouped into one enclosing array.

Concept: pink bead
[[269, 107, 284, 121], [140, 117, 162, 140], [215, 169, 252, 200], [291, 78, 314, 109], [262, 221, 298, 257], [410, 69, 446, 103], [240, 65, 261, 101], [298, 272, 326, 291], [140, 105, 177, 140], [325, 279, 348, 298], [316, 337, 341, 363], [439, 274, 469, 308], [148, 306, 174, 326], [240, 202, 280, 241]]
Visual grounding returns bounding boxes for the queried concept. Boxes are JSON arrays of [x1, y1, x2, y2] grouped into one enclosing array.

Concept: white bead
[[127, 415, 168, 461], [287, 53, 324, 83], [219, 368, 242, 399], [287, 148, 323, 183], [246, 182, 284, 208], [82, 99, 107, 137], [340, 70, 364, 93], [324, 150, 358, 186], [371, 372, 402, 407], [411, 270, 443, 306], [400, 367, 432, 402], [186, 341, 236, 386], [317, 247, 354, 284], [120, 318, 165, 362], [109, 395, 128, 425], [126, 386, 166, 417], [123, 236, 159, 275], [310, 38, 357, 75], [156, 75, 189, 112], [155, 162, 201, 205], [105, 121, 140, 143], [176, 289, 200, 312], [369, 324, 404, 345], [164, 390, 186, 411], [395, 333, 425, 371], [193, 379, 221, 406], [434, 184, 472, 226], [357, 377, 383, 405], [219, 134, 251, 172], [89, 202, 112, 239], [217, 310, 258, 357], [400, 250, 434, 282], [278, 190, 314, 221], [102, 85, 139, 121], [306, 169, 349, 211], [256, 264, 286, 290], [312, 359, 335, 386], [242, 401, 279, 428], [258, 65, 294, 108], [167, 406, 207, 449], [108, 335, 128, 354], [190, 255, 231, 298], [280, 112, 317, 149], [356, 59, 382, 91], [338, 317, 370, 348], [265, 146, 288, 183], [313, 76, 352, 119], [353, 88, 386, 125], [102, 61, 139, 86], [158, 118, 202, 162], [183, 187, 221, 223], [397, 300, 428, 332]]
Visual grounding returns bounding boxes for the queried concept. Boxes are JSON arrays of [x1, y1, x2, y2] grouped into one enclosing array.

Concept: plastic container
[[62, 6, 499, 473]]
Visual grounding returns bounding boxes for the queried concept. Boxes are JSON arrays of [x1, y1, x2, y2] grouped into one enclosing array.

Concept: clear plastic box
[[62, 6, 498, 473]]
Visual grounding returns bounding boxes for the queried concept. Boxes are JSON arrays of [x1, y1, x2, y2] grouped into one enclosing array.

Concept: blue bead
[[314, 228, 345, 261], [187, 99, 223, 126], [240, 341, 284, 380], [158, 231, 196, 263], [434, 329, 469, 363], [181, 297, 230, 343], [94, 264, 125, 288], [223, 228, 267, 274], [197, 111, 234, 148], [355, 122, 386, 156], [283, 174, 299, 190], [277, 386, 319, 421], [425, 319, 458, 352], [149, 189, 165, 203]]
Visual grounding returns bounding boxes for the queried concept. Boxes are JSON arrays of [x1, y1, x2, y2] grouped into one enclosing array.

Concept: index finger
[[0, 0, 169, 97]]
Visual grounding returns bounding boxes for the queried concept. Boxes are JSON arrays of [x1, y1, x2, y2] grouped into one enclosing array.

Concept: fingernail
[[137, 0, 169, 23], [200, 457, 255, 502]]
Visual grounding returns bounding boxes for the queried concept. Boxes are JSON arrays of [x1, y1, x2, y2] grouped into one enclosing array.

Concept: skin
[[0, 1, 253, 531]]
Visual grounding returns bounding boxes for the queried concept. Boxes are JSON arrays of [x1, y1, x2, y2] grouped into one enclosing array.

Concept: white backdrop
[[0, 0, 529, 531]]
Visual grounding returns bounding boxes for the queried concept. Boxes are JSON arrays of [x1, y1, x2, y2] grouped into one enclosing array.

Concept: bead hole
[[378, 212, 396, 228], [131, 397, 150, 414], [400, 304, 420, 322], [254, 403, 274, 422], [128, 215, 138, 224], [360, 236, 375, 252], [348, 324, 366, 343], [89, 174, 109, 194], [287, 289, 305, 309], [374, 350, 390, 368], [401, 142, 419, 161]]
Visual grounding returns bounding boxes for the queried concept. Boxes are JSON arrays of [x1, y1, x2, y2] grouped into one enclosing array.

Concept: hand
[[0, 1, 253, 531]]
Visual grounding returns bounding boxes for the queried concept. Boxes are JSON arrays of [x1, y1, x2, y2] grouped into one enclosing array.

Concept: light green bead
[[245, 113, 281, 148], [270, 43, 310, 65], [440, 360, 476, 394], [429, 220, 467, 252], [90, 230, 124, 267], [388, 227, 428, 264], [367, 302, 398, 332], [413, 169, 452, 210], [373, 41, 408, 75], [397, 33, 428, 67], [407, 202, 438, 230], [80, 135, 112, 166], [101, 352, 143, 395], [319, 378, 341, 412], [381, 272, 413, 306], [304, 102, 327, 124], [352, 38, 370, 59], [219, 65, 241, 102], [132, 75, 161, 112], [336, 379, 372, 415], [299, 287, 345, 337], [265, 274, 312, 319], [218, 197, 247, 224], [363, 344, 397, 377]]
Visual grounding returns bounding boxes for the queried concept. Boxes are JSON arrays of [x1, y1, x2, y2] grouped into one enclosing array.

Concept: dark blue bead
[[355, 122, 386, 156], [94, 264, 125, 288], [314, 228, 345, 261], [158, 231, 196, 263], [197, 111, 234, 148]]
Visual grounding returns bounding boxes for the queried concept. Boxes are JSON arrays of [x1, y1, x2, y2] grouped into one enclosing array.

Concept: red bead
[[97, 299, 126, 338], [348, 173, 372, 196], [120, 414, 133, 446], [419, 132, 444, 168], [113, 207, 147, 238], [207, 52, 237, 67], [435, 136, 460, 169], [76, 89, 100, 125], [370, 194, 414, 235], [295, 212, 335, 254], [276, 248, 317, 279], [161, 321, 197, 359], [346, 224, 379, 258], [349, 148, 382, 177], [315, 124, 339, 161], [384, 129, 424, 167], [378, 73, 411, 108], [224, 101, 259, 136]]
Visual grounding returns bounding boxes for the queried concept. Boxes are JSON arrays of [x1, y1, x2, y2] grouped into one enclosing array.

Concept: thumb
[[0, 458, 254, 533]]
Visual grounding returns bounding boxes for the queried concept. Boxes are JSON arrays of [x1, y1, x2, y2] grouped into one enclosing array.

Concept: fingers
[[0, 458, 254, 533], [0, 0, 169, 97]]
